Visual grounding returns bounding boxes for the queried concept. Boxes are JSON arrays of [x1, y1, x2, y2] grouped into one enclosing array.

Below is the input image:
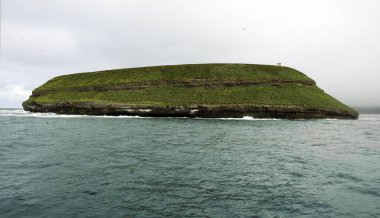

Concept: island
[[22, 64, 359, 119]]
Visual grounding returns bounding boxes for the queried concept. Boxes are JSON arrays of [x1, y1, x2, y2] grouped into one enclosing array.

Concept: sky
[[0, 0, 379, 108]]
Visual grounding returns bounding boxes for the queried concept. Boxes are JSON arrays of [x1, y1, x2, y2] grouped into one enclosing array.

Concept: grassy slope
[[26, 64, 355, 113], [35, 64, 313, 91], [29, 85, 354, 112]]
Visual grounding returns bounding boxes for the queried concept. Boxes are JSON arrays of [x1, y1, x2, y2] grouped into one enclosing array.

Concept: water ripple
[[0, 110, 379, 217]]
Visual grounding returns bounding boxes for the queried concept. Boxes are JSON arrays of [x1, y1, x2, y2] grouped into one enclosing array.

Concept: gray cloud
[[1, 0, 379, 108]]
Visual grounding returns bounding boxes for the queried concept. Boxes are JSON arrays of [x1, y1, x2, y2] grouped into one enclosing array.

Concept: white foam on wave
[[0, 109, 143, 119], [0, 110, 282, 120], [242, 116, 279, 120], [196, 116, 279, 121]]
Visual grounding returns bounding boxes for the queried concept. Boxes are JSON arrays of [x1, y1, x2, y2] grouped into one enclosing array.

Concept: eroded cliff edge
[[23, 64, 359, 119]]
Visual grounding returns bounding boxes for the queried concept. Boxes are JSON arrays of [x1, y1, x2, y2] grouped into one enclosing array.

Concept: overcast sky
[[0, 0, 379, 108]]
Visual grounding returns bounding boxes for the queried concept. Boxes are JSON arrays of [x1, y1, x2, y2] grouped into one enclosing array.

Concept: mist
[[1, 0, 379, 108]]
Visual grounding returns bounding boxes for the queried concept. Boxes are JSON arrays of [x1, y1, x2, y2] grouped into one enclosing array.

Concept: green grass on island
[[35, 64, 313, 92], [25, 63, 356, 114], [28, 85, 353, 112]]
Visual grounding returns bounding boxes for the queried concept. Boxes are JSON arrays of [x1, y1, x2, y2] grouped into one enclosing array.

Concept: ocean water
[[0, 109, 379, 217]]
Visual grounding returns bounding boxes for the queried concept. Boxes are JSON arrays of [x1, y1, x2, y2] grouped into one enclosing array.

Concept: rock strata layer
[[24, 101, 358, 119]]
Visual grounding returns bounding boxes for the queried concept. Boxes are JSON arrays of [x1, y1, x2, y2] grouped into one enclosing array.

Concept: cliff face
[[23, 64, 359, 119]]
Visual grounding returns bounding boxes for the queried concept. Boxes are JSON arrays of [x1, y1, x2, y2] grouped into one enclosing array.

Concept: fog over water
[[0, 0, 379, 108]]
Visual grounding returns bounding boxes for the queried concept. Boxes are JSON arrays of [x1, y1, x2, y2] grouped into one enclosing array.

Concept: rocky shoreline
[[23, 101, 359, 119]]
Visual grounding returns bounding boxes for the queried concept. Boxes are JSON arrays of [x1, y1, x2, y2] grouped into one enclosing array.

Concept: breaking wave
[[0, 109, 140, 119], [0, 109, 277, 120]]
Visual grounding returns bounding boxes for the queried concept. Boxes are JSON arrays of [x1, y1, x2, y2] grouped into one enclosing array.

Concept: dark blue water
[[0, 109, 379, 217]]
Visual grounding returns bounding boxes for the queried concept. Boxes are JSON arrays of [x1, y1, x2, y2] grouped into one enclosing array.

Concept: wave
[[0, 109, 140, 119], [0, 109, 279, 120], [206, 116, 279, 121]]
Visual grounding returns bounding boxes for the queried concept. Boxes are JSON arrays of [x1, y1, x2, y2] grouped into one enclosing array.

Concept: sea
[[0, 109, 379, 217]]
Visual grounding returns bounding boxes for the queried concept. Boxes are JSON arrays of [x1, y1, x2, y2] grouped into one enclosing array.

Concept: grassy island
[[23, 64, 358, 119]]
